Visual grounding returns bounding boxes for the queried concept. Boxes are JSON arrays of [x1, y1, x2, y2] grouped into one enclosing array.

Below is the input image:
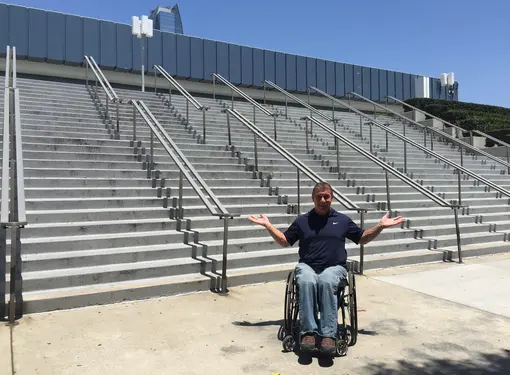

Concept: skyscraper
[[149, 5, 183, 34]]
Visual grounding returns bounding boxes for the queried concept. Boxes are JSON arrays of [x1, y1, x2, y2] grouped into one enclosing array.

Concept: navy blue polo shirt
[[283, 208, 364, 271]]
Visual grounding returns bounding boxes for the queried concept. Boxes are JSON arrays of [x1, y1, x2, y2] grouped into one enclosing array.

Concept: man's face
[[313, 188, 332, 216]]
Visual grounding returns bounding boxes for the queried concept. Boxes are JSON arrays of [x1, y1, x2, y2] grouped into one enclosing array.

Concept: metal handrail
[[349, 92, 510, 172], [84, 56, 121, 138], [212, 74, 281, 140], [224, 108, 373, 273], [305, 115, 463, 263], [153, 65, 209, 143], [309, 86, 510, 202], [130, 100, 237, 293], [1, 46, 27, 324], [387, 95, 510, 162]]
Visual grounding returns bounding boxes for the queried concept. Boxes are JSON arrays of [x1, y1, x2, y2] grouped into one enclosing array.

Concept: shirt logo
[[333, 222, 339, 225]]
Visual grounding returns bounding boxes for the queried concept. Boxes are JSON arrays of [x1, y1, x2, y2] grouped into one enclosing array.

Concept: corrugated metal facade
[[0, 3, 458, 101]]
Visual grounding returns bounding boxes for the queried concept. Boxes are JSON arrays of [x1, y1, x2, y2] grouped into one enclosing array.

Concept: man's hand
[[379, 212, 405, 228], [248, 214, 271, 228]]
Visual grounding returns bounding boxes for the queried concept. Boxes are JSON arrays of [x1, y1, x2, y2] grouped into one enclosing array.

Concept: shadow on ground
[[361, 348, 510, 375]]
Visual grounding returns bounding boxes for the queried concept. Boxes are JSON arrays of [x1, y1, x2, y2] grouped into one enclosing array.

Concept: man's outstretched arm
[[359, 212, 405, 245], [248, 214, 290, 247]]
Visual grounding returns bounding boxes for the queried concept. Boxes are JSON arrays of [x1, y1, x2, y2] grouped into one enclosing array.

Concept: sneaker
[[300, 334, 316, 352], [320, 337, 336, 355]]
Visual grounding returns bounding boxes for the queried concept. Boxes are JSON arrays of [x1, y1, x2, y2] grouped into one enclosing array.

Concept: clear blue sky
[[5, 0, 510, 107]]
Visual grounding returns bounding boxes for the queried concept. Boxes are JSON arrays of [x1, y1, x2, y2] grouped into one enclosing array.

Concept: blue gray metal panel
[[353, 65, 362, 95], [410, 74, 417, 99], [316, 59, 326, 92], [264, 50, 275, 83], [344, 64, 353, 94], [0, 4, 8, 55], [335, 63, 345, 97], [362, 67, 370, 98], [9, 5, 28, 58], [115, 23, 132, 71], [99, 21, 116, 69], [275, 52, 286, 88], [216, 41, 229, 79], [203, 39, 216, 82], [65, 15, 84, 65], [387, 71, 396, 100], [286, 54, 297, 92], [176, 34, 191, 79], [241, 46, 253, 86], [161, 33, 177, 75], [379, 70, 387, 101], [296, 55, 306, 92], [403, 73, 412, 100], [190, 37, 204, 81], [306, 57, 316, 88], [47, 12, 66, 63], [252, 48, 264, 87], [326, 61, 335, 95], [429, 78, 437, 99], [146, 30, 162, 73], [229, 44, 241, 84], [370, 68, 379, 101], [83, 18, 100, 63], [395, 72, 403, 100], [28, 8, 47, 61]]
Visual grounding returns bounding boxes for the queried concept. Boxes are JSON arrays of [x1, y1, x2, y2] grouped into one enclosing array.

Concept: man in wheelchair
[[248, 182, 404, 355]]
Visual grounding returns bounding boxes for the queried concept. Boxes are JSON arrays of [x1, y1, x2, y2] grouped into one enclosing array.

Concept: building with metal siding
[[0, 3, 458, 102]]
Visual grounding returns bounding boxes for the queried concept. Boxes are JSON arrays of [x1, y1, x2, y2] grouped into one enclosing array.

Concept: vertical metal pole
[[253, 106, 256, 126], [141, 36, 145, 92], [359, 117, 363, 138], [186, 101, 189, 125], [106, 97, 109, 122], [132, 106, 137, 142], [213, 75, 216, 100], [385, 170, 391, 211], [85, 60, 89, 88], [460, 146, 464, 167], [285, 96, 288, 119], [359, 211, 365, 274], [506, 147, 510, 175], [226, 112, 232, 146], [369, 121, 373, 153], [221, 217, 229, 293], [253, 133, 259, 172], [335, 121, 340, 174], [374, 104, 376, 119], [308, 88, 311, 117], [297, 169, 301, 215], [403, 122, 407, 173], [263, 81, 266, 105], [469, 131, 473, 146], [116, 101, 120, 137], [385, 128, 389, 152], [179, 171, 183, 219], [8, 89, 17, 323], [231, 90, 234, 109], [423, 126, 427, 147], [150, 130, 154, 171], [332, 100, 335, 121], [202, 109, 206, 144], [273, 115, 277, 141], [305, 119, 309, 154], [154, 71, 157, 94], [348, 94, 351, 110], [430, 129, 434, 151], [454, 208, 462, 263], [457, 170, 462, 206]]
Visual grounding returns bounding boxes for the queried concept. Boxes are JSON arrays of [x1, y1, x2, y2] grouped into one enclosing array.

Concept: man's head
[[312, 182, 333, 216]]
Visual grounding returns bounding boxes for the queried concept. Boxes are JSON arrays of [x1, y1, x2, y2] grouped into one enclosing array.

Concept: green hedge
[[403, 98, 510, 134]]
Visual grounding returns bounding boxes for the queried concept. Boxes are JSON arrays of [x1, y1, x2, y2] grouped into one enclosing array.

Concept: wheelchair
[[277, 264, 358, 356]]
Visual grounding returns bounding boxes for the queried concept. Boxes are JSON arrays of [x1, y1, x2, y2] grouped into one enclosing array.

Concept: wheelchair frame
[[277, 265, 358, 356]]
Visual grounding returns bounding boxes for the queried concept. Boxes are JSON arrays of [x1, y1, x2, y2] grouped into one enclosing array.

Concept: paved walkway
[[2, 253, 510, 375]]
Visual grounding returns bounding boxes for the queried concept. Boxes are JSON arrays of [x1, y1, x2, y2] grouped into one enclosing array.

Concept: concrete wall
[[0, 2, 456, 102]]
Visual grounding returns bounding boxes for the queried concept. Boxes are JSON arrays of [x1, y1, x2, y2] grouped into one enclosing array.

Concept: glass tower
[[149, 5, 183, 34]]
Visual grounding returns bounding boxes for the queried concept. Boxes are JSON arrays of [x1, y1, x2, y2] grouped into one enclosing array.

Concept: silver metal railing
[[212, 74, 281, 140], [223, 108, 373, 273], [1, 46, 27, 323], [153, 65, 210, 144], [84, 56, 121, 139], [387, 95, 510, 169], [129, 100, 238, 293], [304, 115, 463, 263], [309, 86, 510, 205], [349, 92, 510, 174]]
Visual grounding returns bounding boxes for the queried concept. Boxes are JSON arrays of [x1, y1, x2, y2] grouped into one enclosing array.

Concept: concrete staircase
[[5, 75, 510, 313]]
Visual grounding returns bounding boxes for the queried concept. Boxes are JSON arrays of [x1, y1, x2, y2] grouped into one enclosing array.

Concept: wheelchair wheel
[[283, 270, 299, 336], [277, 325, 285, 341], [282, 335, 296, 352], [348, 271, 358, 346]]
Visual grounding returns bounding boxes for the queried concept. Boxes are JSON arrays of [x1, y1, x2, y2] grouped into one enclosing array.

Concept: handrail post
[[297, 169, 301, 215], [385, 170, 391, 211], [385, 126, 389, 152], [221, 217, 229, 293], [202, 108, 207, 144], [116, 101, 120, 138], [332, 100, 335, 121], [132, 106, 137, 142], [334, 120, 340, 174], [369, 121, 373, 153], [226, 111, 232, 146], [403, 121, 407, 173], [285, 96, 288, 119], [263, 81, 266, 104], [430, 129, 434, 151], [359, 117, 363, 138], [213, 75, 216, 100], [359, 211, 365, 274], [168, 80, 172, 107], [469, 131, 473, 146], [307, 87, 312, 118], [186, 100, 189, 126], [231, 88, 234, 109], [253, 133, 259, 172], [305, 118, 310, 154], [273, 114, 277, 141], [179, 171, 184, 219], [460, 146, 464, 167], [506, 147, 510, 175], [454, 208, 462, 263], [457, 170, 462, 206], [85, 59, 89, 88]]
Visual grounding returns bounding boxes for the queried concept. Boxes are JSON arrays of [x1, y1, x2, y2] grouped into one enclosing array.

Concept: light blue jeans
[[295, 263, 347, 338]]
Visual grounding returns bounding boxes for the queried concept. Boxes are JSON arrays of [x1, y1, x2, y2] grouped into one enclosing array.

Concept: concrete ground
[[2, 253, 510, 375]]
